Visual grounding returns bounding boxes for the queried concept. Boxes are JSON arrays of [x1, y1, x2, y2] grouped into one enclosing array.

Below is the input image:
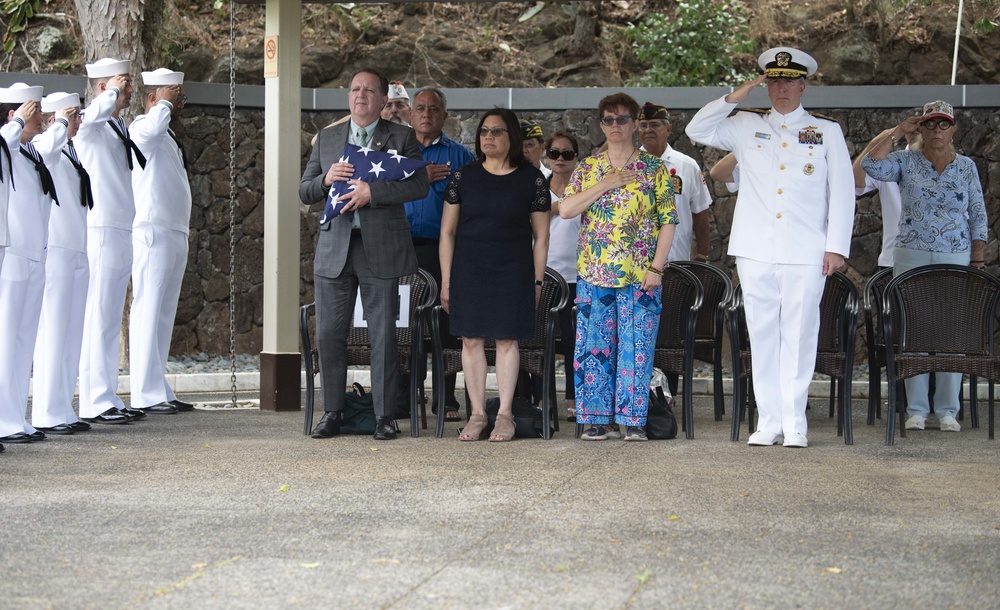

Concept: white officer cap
[[0, 82, 44, 104], [757, 47, 817, 78], [142, 68, 185, 86], [387, 81, 409, 100], [41, 92, 81, 112], [85, 57, 132, 79]]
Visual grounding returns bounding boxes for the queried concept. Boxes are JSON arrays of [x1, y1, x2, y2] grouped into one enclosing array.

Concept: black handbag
[[645, 386, 678, 440], [340, 382, 377, 435]]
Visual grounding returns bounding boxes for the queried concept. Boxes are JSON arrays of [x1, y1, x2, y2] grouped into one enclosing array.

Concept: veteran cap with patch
[[639, 102, 669, 122], [758, 47, 817, 79], [0, 82, 43, 104], [921, 100, 954, 122], [387, 81, 409, 100], [520, 119, 543, 141]]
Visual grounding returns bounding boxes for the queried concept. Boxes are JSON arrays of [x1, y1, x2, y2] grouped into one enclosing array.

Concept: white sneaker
[[905, 415, 926, 430], [747, 430, 782, 446], [783, 433, 808, 448], [939, 416, 961, 432]]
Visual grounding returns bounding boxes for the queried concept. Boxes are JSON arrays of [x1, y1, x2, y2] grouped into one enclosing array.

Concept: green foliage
[[626, 0, 756, 87], [2, 0, 43, 53]]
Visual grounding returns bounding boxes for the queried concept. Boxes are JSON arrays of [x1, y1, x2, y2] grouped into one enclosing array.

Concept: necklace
[[607, 148, 638, 172]]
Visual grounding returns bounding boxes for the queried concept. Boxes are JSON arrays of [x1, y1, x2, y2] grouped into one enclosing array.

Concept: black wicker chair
[[300, 268, 438, 437], [883, 264, 1000, 445], [863, 267, 895, 424], [674, 261, 734, 421], [429, 267, 569, 439]]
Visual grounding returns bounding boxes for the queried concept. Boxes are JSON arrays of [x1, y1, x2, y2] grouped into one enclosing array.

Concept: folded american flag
[[320, 143, 431, 224]]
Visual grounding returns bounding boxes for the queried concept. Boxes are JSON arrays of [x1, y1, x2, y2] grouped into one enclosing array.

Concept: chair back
[[673, 261, 733, 353], [863, 267, 894, 353], [728, 285, 752, 380], [885, 264, 1000, 359], [817, 271, 859, 355], [655, 264, 703, 349], [521, 267, 569, 350], [347, 269, 437, 353]]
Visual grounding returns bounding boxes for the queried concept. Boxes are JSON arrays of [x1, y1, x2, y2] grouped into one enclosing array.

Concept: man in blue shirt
[[405, 87, 474, 420]]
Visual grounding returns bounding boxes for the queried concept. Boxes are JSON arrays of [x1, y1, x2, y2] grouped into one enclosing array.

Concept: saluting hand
[[725, 74, 767, 104], [14, 100, 39, 123]]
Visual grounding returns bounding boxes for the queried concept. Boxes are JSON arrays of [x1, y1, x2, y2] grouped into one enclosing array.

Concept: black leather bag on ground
[[340, 382, 377, 435], [646, 386, 678, 440], [479, 396, 552, 439]]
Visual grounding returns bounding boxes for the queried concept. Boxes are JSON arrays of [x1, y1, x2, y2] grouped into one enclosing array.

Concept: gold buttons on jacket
[[779, 164, 786, 170], [782, 142, 788, 148], [777, 189, 783, 195], [776, 213, 782, 219]]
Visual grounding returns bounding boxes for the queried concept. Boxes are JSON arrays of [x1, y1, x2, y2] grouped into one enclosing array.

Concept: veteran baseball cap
[[921, 100, 954, 122], [520, 119, 543, 141], [639, 103, 669, 121], [387, 81, 409, 100]]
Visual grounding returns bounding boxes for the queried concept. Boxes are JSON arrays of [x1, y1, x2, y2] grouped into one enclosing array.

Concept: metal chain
[[228, 0, 238, 408]]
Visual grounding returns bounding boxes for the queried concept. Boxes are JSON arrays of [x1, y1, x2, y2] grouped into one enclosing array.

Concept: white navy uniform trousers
[[686, 96, 854, 437], [32, 142, 90, 428], [74, 88, 136, 418], [0, 121, 67, 436], [129, 100, 191, 408]]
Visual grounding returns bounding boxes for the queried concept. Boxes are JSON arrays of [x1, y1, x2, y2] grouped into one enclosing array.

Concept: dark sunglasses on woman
[[546, 149, 577, 161]]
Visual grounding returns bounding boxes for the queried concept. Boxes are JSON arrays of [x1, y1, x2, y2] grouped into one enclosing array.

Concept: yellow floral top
[[565, 150, 676, 288]]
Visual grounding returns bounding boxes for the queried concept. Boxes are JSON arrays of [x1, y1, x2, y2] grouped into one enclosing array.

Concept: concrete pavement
[[1, 394, 998, 609]]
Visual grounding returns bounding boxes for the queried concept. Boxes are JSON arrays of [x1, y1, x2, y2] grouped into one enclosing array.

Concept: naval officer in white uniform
[[128, 68, 193, 414], [0, 83, 69, 444], [31, 92, 94, 435], [75, 58, 149, 424], [686, 47, 855, 448]]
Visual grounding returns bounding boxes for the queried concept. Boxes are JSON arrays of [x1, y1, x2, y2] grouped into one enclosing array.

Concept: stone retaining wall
[[173, 105, 1000, 357]]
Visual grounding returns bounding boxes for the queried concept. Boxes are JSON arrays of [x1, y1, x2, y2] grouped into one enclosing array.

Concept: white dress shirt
[[659, 146, 712, 262]]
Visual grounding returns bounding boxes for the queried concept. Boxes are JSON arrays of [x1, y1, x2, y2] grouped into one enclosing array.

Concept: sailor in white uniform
[[128, 68, 193, 414], [31, 92, 94, 435], [0, 96, 37, 278], [0, 83, 68, 444], [686, 47, 855, 448], [75, 58, 147, 424]]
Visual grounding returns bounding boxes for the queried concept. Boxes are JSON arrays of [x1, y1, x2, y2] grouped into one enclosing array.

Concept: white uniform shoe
[[747, 430, 783, 446], [783, 432, 808, 448], [938, 416, 961, 432], [905, 415, 926, 430]]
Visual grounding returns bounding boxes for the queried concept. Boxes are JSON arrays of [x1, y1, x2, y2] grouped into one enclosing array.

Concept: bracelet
[[535, 280, 543, 286], [693, 253, 709, 262], [890, 134, 899, 146], [647, 266, 663, 277]]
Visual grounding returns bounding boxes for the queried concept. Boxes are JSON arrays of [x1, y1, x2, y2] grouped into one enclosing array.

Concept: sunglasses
[[637, 121, 668, 131], [479, 126, 508, 137], [546, 149, 577, 161], [600, 115, 633, 126], [920, 119, 954, 131]]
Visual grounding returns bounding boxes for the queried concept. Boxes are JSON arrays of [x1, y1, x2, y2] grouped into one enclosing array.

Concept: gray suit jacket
[[299, 120, 428, 279]]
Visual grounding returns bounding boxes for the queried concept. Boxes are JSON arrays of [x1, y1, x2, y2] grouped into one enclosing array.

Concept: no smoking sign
[[264, 35, 279, 78]]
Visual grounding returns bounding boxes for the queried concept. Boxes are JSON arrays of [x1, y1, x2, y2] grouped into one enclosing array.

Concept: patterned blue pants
[[573, 280, 662, 426]]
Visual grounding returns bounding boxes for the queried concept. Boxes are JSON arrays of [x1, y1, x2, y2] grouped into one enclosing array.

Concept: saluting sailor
[[128, 68, 194, 415], [0, 83, 69, 445], [686, 47, 855, 448], [75, 58, 147, 425], [31, 92, 94, 435]]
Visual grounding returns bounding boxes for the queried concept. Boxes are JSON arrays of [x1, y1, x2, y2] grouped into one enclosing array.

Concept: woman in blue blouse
[[862, 100, 988, 433]]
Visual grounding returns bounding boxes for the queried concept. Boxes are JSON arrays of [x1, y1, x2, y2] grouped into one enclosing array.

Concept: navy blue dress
[[444, 162, 551, 340]]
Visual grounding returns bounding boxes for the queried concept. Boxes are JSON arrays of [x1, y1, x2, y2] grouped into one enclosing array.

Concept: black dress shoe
[[82, 409, 133, 425], [120, 408, 147, 420], [374, 416, 398, 440], [0, 442, 4, 453], [68, 421, 92, 432], [169, 399, 195, 412], [140, 402, 178, 415], [35, 424, 74, 435], [28, 430, 47, 441], [311, 412, 341, 438], [0, 432, 35, 444]]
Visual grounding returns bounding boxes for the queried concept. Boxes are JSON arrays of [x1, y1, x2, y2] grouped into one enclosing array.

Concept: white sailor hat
[[85, 57, 131, 79], [41, 92, 81, 112], [142, 68, 185, 86], [758, 47, 817, 78], [387, 81, 409, 100], [0, 82, 44, 104]]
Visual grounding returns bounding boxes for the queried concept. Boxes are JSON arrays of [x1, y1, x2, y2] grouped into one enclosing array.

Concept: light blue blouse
[[862, 150, 987, 253]]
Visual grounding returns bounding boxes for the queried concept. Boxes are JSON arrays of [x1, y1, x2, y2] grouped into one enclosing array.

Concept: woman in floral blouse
[[862, 99, 988, 434], [559, 93, 676, 441]]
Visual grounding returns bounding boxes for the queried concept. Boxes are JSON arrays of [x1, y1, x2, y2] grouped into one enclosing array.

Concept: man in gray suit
[[299, 68, 428, 440]]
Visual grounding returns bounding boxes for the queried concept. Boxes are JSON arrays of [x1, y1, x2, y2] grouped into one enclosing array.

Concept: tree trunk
[[73, 0, 168, 367], [568, 1, 601, 57]]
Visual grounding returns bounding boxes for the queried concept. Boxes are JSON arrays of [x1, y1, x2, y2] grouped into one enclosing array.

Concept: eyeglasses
[[546, 149, 577, 161], [600, 115, 633, 127], [920, 119, 954, 131], [637, 121, 668, 131], [479, 126, 508, 137]]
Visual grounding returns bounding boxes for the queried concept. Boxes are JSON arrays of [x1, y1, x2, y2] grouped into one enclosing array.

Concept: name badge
[[754, 132, 771, 140]]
